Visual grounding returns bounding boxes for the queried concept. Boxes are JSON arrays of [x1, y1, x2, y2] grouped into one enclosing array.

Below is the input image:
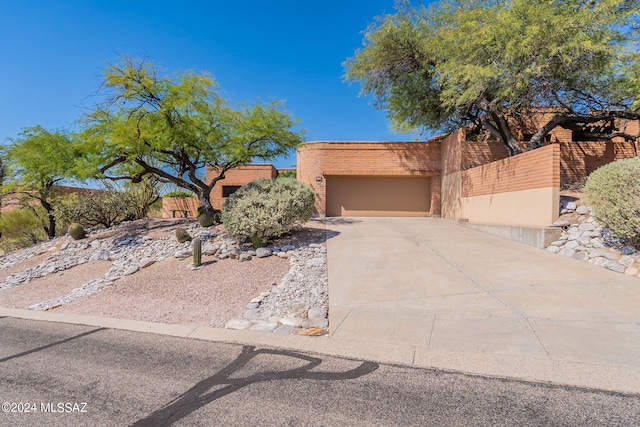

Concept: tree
[[2, 126, 81, 238], [345, 0, 640, 155], [82, 57, 304, 218]]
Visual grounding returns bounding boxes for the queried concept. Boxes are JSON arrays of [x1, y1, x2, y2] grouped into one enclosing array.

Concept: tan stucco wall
[[441, 144, 561, 227], [458, 187, 560, 227]]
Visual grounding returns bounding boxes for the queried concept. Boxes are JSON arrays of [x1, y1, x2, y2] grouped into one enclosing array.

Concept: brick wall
[[462, 144, 561, 198], [206, 164, 278, 209], [297, 141, 442, 216], [161, 197, 199, 218], [559, 141, 638, 186], [442, 144, 561, 227]]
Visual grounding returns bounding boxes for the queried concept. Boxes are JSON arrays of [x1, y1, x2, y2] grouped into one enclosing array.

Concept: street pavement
[[1, 317, 639, 426]]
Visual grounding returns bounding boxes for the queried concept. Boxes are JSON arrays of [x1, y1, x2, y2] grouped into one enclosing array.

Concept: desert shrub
[[0, 208, 48, 251], [164, 190, 194, 198], [54, 187, 155, 229], [196, 206, 220, 227], [584, 157, 640, 247], [222, 178, 315, 247]]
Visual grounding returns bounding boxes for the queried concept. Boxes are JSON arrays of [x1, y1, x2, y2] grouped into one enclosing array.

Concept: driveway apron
[[325, 217, 640, 391]]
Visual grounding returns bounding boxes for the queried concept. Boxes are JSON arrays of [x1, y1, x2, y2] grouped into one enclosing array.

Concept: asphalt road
[[1, 317, 639, 427]]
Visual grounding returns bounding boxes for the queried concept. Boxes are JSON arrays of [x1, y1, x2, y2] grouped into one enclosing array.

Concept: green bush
[[54, 188, 154, 229], [164, 190, 194, 198], [0, 208, 48, 251], [584, 157, 640, 246], [221, 178, 315, 247]]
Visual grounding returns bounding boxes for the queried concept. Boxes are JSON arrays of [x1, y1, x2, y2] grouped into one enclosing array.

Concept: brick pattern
[[206, 164, 278, 209], [161, 197, 199, 218], [297, 141, 442, 216], [461, 144, 561, 198], [559, 141, 638, 185]]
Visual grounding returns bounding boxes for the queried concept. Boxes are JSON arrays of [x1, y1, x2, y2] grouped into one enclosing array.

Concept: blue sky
[[0, 0, 425, 169]]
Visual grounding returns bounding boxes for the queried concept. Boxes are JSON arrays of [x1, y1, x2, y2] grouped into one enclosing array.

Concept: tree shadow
[[132, 345, 379, 427]]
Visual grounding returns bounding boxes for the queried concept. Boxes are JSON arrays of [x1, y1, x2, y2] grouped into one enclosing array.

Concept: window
[[222, 185, 242, 198]]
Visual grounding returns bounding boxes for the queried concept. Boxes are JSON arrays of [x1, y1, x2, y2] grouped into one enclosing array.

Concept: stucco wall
[[442, 144, 561, 227]]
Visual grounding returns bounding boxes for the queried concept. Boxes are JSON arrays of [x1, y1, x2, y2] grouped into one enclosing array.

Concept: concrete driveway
[[325, 217, 640, 392]]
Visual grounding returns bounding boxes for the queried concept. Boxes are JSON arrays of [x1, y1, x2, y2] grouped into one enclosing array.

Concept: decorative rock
[[573, 251, 589, 262], [256, 247, 272, 258], [578, 223, 595, 232], [91, 240, 101, 249], [621, 246, 637, 256], [307, 317, 329, 328], [225, 318, 252, 330], [281, 245, 296, 251], [308, 307, 327, 319], [123, 265, 139, 276], [558, 248, 576, 258], [246, 302, 260, 309], [551, 220, 571, 227], [565, 201, 577, 211], [273, 325, 298, 334], [280, 316, 304, 327], [576, 205, 590, 215], [588, 249, 619, 260], [605, 262, 626, 273], [618, 256, 635, 268], [239, 253, 253, 262], [243, 308, 261, 319], [249, 322, 279, 332], [174, 249, 192, 259], [60, 242, 70, 251], [546, 246, 560, 254], [306, 258, 325, 267], [590, 257, 609, 267], [625, 267, 639, 276], [139, 257, 155, 268], [549, 240, 564, 247], [277, 252, 291, 258], [564, 240, 579, 250]]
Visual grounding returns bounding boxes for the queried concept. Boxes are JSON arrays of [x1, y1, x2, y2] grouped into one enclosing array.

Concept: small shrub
[[198, 213, 214, 227], [0, 208, 48, 251], [584, 157, 640, 247], [175, 227, 192, 243], [164, 190, 194, 198], [68, 222, 86, 240], [221, 178, 315, 247]]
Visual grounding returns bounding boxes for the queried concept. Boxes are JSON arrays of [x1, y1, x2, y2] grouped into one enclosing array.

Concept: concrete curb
[[2, 307, 638, 395]]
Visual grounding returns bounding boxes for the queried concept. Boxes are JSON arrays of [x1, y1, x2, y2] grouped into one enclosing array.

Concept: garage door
[[326, 176, 432, 217]]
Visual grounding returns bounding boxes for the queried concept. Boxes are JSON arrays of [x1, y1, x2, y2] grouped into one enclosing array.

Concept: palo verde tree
[[345, 0, 640, 155], [2, 126, 82, 238], [82, 57, 304, 218]]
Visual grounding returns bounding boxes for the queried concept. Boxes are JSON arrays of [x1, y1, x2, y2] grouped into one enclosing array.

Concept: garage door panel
[[326, 176, 431, 217]]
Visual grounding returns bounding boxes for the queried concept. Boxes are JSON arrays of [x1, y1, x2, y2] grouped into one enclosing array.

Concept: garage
[[325, 175, 432, 217]]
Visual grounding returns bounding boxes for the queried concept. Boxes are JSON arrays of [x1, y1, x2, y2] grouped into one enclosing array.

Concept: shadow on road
[[132, 345, 379, 427]]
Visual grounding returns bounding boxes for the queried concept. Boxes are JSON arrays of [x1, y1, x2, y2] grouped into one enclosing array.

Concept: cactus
[[175, 227, 192, 243], [192, 237, 202, 267], [198, 213, 214, 227], [68, 223, 86, 240]]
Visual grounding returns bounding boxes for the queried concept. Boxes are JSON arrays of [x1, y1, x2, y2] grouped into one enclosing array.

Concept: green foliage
[[164, 191, 194, 198], [278, 170, 297, 179], [175, 227, 192, 243], [67, 222, 86, 240], [584, 157, 640, 246], [192, 237, 202, 267], [0, 208, 48, 251], [2, 126, 84, 238], [345, 0, 640, 154], [221, 178, 315, 247], [81, 56, 305, 219], [53, 187, 152, 229]]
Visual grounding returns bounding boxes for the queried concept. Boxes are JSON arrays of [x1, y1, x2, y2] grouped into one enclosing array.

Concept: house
[[297, 118, 639, 227]]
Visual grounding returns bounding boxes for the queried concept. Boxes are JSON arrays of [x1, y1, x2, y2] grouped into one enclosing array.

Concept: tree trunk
[[196, 188, 217, 221], [40, 198, 56, 239]]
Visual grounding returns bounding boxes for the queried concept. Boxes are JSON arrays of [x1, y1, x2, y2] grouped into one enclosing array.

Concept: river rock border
[[546, 202, 640, 277]]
